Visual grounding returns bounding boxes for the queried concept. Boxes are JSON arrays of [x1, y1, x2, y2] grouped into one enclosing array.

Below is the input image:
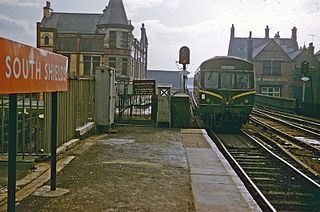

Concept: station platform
[[2, 127, 262, 211], [181, 129, 261, 211]]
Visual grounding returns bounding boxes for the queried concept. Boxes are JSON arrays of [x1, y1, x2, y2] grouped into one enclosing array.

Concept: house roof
[[41, 13, 101, 34], [316, 50, 320, 56], [98, 0, 129, 26], [288, 50, 302, 59], [41, 0, 130, 34], [228, 36, 299, 60]]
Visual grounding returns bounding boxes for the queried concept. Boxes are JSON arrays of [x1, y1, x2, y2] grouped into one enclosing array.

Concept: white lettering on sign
[[5, 56, 42, 80], [3, 55, 67, 82], [45, 63, 67, 81]]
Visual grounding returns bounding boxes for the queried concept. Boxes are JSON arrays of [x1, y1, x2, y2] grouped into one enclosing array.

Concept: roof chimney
[[308, 42, 315, 55], [265, 25, 269, 39], [274, 31, 280, 44], [230, 24, 235, 39], [247, 31, 253, 61], [291, 26, 297, 41], [43, 1, 52, 18]]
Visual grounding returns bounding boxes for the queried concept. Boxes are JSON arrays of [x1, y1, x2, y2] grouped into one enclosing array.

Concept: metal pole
[[8, 94, 17, 212], [51, 92, 58, 191], [302, 81, 306, 103], [183, 64, 186, 93]]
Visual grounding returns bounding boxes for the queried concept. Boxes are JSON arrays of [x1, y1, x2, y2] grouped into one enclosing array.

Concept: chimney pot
[[308, 42, 315, 54], [230, 24, 235, 39], [265, 25, 269, 39], [43, 1, 52, 18], [291, 26, 297, 41]]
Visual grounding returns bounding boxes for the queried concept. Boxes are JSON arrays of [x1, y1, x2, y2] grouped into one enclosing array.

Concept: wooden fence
[[0, 78, 94, 155]]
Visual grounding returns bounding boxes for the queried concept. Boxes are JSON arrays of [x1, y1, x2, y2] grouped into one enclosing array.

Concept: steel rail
[[254, 108, 320, 129], [250, 116, 320, 153], [208, 130, 276, 212], [253, 109, 320, 138], [209, 130, 320, 211], [242, 131, 320, 189]]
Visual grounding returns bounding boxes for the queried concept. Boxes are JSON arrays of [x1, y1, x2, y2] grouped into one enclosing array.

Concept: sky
[[0, 0, 319, 75]]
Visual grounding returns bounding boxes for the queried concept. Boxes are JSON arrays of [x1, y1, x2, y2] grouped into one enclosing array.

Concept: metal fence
[[0, 78, 94, 155], [116, 94, 155, 125], [255, 94, 297, 113]]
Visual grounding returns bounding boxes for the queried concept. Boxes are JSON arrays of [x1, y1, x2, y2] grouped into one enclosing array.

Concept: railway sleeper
[[271, 200, 311, 211], [250, 177, 278, 182], [254, 183, 300, 192], [242, 166, 281, 171], [265, 191, 313, 199], [245, 171, 282, 177], [237, 161, 268, 166]]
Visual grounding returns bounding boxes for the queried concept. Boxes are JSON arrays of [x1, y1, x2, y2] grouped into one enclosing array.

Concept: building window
[[109, 31, 117, 48], [83, 55, 101, 76], [262, 60, 281, 76], [80, 37, 103, 52], [43, 35, 50, 45], [261, 87, 281, 97], [120, 32, 128, 48], [122, 58, 128, 76], [57, 36, 77, 51], [109, 57, 116, 69]]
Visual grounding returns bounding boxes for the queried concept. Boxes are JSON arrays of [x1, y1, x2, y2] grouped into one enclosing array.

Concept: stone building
[[228, 24, 318, 103], [37, 0, 148, 80]]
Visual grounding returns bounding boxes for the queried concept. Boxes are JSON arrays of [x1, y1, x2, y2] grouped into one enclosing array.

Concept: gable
[[254, 40, 291, 61]]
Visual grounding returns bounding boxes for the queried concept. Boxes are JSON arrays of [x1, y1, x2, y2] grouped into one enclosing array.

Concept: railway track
[[249, 109, 320, 179], [252, 109, 320, 143], [250, 109, 320, 156], [209, 130, 320, 211], [254, 108, 320, 132]]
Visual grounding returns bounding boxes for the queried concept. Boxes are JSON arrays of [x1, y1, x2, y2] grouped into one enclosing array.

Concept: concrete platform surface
[[181, 129, 261, 212]]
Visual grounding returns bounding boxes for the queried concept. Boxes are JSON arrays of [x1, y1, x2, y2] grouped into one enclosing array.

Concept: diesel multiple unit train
[[193, 56, 255, 130]]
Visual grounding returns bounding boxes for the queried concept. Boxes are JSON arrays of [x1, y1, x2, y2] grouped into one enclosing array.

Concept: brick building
[[37, 0, 148, 80], [228, 24, 318, 104]]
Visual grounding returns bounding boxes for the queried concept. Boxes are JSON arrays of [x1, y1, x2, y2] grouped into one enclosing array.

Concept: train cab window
[[236, 73, 252, 89], [204, 72, 218, 89], [221, 73, 235, 89]]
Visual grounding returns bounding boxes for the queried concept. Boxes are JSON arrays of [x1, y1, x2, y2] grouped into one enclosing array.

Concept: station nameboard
[[133, 80, 155, 95], [0, 37, 68, 94]]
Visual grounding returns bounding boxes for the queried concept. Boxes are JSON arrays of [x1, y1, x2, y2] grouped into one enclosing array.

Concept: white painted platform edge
[[201, 129, 262, 212], [57, 139, 80, 155]]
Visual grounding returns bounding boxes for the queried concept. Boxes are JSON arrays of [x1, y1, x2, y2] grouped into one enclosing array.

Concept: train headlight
[[244, 99, 249, 104], [201, 94, 205, 100]]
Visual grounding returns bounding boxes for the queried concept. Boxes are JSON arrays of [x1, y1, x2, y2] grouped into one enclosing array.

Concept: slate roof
[[98, 0, 128, 26], [316, 50, 320, 55], [288, 50, 302, 59], [41, 0, 130, 34], [41, 13, 101, 34], [228, 36, 299, 60]]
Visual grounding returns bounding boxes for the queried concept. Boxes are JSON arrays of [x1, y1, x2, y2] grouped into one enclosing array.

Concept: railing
[[255, 94, 297, 113]]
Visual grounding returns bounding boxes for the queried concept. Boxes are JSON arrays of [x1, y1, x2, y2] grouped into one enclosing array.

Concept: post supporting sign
[[0, 37, 68, 211], [179, 46, 190, 93]]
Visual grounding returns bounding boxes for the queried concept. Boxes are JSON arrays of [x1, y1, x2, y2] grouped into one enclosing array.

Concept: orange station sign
[[0, 37, 68, 94]]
